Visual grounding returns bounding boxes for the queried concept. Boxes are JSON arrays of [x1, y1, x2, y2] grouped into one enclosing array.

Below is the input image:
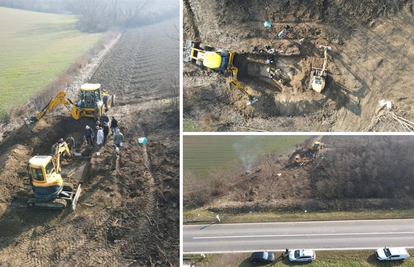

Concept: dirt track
[[183, 0, 414, 132], [0, 19, 179, 266]]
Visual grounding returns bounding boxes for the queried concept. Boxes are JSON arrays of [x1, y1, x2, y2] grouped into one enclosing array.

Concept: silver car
[[289, 249, 316, 262], [376, 247, 410, 261]]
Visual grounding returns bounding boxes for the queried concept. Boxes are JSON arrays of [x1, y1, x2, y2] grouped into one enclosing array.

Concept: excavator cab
[[79, 83, 114, 118], [312, 141, 324, 151], [28, 156, 64, 201]]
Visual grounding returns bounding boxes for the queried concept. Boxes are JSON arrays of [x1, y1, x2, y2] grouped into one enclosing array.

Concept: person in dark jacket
[[51, 142, 59, 156], [84, 125, 94, 146], [110, 116, 118, 135], [65, 135, 75, 150], [103, 122, 109, 145], [100, 113, 109, 127]]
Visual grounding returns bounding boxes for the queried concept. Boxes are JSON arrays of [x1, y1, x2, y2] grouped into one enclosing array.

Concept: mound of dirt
[[183, 0, 414, 131]]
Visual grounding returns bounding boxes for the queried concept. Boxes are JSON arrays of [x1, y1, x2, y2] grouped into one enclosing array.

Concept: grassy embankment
[[184, 250, 414, 267], [0, 7, 102, 119], [183, 209, 414, 224]]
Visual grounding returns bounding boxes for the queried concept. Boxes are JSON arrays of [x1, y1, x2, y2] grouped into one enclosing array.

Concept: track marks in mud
[[183, 0, 200, 39], [93, 22, 178, 107]]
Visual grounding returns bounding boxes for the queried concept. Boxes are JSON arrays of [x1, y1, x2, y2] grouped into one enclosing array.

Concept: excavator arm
[[321, 49, 328, 76], [228, 66, 258, 106], [319, 45, 331, 77], [33, 91, 81, 122], [52, 141, 72, 173]]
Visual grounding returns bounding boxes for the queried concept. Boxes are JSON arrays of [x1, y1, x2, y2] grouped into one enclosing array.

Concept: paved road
[[183, 219, 414, 253]]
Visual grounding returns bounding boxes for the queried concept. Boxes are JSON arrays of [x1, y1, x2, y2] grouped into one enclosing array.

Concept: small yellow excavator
[[184, 40, 258, 105], [289, 141, 325, 166], [27, 141, 81, 210], [310, 46, 331, 93], [28, 83, 114, 123]]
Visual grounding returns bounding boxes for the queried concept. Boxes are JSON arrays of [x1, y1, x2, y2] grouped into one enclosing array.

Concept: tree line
[[0, 0, 179, 32]]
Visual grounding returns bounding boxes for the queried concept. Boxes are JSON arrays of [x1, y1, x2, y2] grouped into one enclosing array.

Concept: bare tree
[[66, 0, 114, 32]]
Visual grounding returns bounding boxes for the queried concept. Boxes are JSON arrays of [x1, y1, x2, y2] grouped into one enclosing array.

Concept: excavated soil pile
[[185, 136, 414, 212], [183, 0, 414, 131], [0, 19, 179, 267]]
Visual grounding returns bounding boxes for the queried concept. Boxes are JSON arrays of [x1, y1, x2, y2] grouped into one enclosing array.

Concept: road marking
[[193, 231, 414, 239], [184, 218, 414, 227]]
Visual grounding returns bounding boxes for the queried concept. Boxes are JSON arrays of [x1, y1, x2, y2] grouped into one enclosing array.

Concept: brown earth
[[184, 136, 414, 213], [183, 0, 414, 132], [0, 19, 179, 266]]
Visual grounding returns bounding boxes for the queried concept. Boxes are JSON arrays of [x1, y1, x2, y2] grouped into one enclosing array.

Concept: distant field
[[0, 7, 102, 118], [184, 135, 311, 178]]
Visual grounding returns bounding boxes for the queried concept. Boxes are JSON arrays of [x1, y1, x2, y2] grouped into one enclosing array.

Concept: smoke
[[233, 136, 259, 172]]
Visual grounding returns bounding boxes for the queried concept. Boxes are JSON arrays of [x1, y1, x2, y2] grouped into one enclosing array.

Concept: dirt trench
[[0, 19, 179, 267], [183, 0, 414, 132]]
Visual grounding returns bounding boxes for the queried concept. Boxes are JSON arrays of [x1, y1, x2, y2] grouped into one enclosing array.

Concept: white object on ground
[[386, 101, 392, 109], [138, 137, 147, 145], [277, 173, 282, 176], [379, 99, 392, 109], [264, 21, 272, 28], [216, 215, 220, 222]]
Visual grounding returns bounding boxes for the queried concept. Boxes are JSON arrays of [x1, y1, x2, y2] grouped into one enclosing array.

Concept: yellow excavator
[[228, 66, 258, 106], [27, 141, 81, 210], [28, 83, 114, 123], [289, 141, 325, 166], [310, 46, 331, 93], [184, 40, 258, 105]]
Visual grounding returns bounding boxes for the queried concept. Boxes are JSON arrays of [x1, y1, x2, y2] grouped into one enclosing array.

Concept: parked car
[[289, 249, 316, 262], [376, 247, 410, 261], [250, 251, 275, 264]]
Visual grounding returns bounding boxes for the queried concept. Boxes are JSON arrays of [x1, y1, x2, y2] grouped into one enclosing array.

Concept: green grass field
[[0, 7, 102, 118], [184, 135, 311, 178]]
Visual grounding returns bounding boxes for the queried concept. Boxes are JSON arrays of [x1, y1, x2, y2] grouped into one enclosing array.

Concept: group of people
[[84, 113, 124, 171], [84, 114, 123, 148]]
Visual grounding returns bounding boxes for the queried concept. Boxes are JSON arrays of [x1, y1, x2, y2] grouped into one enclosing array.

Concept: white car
[[289, 249, 316, 262], [376, 247, 410, 261]]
